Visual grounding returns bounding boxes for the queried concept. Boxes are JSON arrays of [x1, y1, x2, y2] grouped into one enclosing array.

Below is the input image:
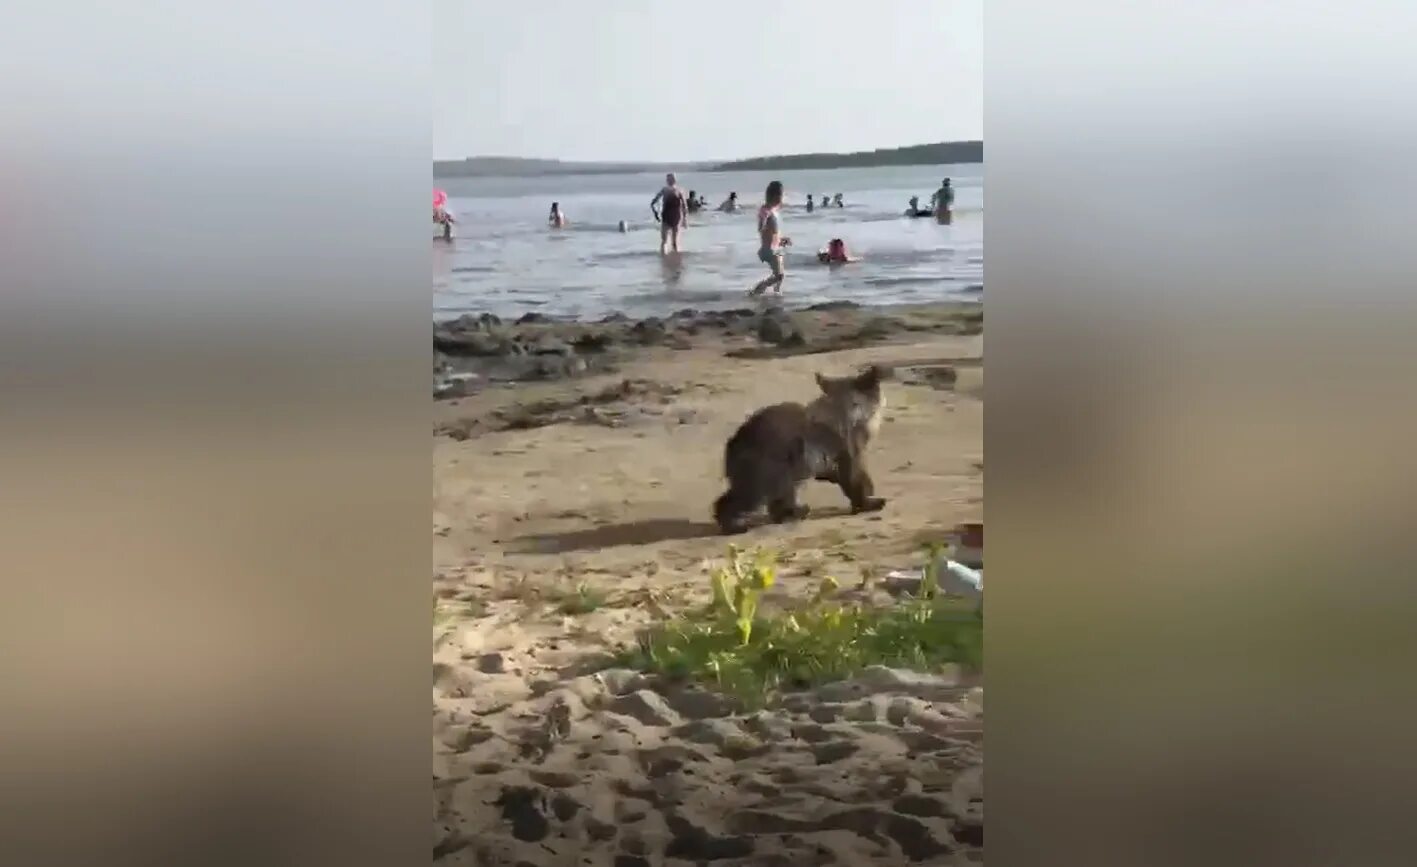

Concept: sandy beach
[[433, 301, 983, 865]]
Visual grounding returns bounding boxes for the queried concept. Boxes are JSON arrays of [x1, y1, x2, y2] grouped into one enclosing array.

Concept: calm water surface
[[433, 163, 982, 321]]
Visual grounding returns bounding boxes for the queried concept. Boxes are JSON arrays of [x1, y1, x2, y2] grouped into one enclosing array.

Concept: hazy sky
[[433, 0, 982, 163]]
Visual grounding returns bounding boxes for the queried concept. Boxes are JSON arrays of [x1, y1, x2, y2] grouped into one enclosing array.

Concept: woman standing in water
[[650, 173, 687, 254], [749, 180, 791, 296], [548, 202, 567, 228]]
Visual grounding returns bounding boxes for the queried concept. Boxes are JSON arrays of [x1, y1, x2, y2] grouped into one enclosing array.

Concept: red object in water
[[957, 522, 983, 550]]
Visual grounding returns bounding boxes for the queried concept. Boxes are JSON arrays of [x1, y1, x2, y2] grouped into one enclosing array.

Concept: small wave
[[595, 249, 666, 263], [634, 286, 746, 303], [863, 275, 950, 289]]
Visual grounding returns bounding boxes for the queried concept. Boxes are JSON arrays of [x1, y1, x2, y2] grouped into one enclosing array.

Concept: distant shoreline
[[434, 141, 982, 179]]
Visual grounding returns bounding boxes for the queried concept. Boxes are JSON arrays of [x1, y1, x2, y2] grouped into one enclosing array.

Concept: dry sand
[[434, 305, 982, 865]]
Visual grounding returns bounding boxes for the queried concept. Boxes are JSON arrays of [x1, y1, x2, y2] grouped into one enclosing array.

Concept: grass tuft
[[618, 545, 981, 707], [553, 582, 607, 616]]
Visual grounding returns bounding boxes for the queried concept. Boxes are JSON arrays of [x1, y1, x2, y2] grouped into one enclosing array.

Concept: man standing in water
[[749, 180, 792, 296], [931, 177, 954, 221], [650, 173, 688, 254]]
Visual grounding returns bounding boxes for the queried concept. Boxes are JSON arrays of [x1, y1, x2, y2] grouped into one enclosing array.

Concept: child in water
[[817, 238, 861, 264], [548, 202, 567, 228], [433, 208, 456, 241]]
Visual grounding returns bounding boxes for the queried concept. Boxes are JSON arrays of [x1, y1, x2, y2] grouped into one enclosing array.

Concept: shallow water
[[433, 164, 982, 321]]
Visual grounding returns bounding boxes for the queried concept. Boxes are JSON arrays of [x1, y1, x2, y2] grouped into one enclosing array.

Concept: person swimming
[[833, 193, 844, 208], [650, 173, 687, 254], [806, 194, 815, 213], [548, 202, 567, 228], [749, 180, 791, 296], [817, 238, 861, 264], [717, 192, 739, 212], [905, 196, 932, 218], [617, 220, 629, 233], [687, 190, 704, 213]]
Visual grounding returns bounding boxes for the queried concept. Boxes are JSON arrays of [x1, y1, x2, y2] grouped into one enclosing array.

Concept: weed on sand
[[620, 545, 982, 707]]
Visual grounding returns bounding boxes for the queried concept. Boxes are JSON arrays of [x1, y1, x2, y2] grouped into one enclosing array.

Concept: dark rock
[[433, 331, 519, 358], [758, 311, 805, 346], [665, 688, 738, 720], [516, 312, 551, 324], [433, 375, 478, 401], [853, 316, 900, 341], [812, 741, 860, 764], [585, 816, 618, 841], [952, 821, 983, 847], [608, 690, 682, 727], [728, 810, 810, 835], [807, 300, 861, 311], [671, 718, 744, 746], [595, 667, 650, 696], [550, 793, 581, 821], [476, 653, 505, 674], [664, 833, 754, 861], [530, 769, 580, 789], [613, 856, 649, 867], [570, 330, 616, 353], [599, 311, 629, 323], [630, 317, 667, 345], [448, 312, 502, 331], [671, 307, 700, 319], [892, 794, 949, 818], [663, 813, 755, 861], [493, 786, 550, 842], [526, 335, 573, 356], [884, 812, 953, 861]]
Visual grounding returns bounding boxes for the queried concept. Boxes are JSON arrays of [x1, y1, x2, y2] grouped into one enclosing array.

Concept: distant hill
[[433, 156, 709, 178], [710, 141, 982, 171], [433, 141, 982, 178]]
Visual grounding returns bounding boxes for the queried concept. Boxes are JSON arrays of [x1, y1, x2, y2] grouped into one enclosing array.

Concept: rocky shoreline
[[434, 301, 982, 400]]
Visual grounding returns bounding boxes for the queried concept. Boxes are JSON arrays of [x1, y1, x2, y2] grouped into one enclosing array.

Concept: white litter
[[886, 559, 983, 597]]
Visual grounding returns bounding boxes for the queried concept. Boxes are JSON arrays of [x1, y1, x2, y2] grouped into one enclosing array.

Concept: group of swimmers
[[440, 173, 948, 296], [805, 193, 846, 213]]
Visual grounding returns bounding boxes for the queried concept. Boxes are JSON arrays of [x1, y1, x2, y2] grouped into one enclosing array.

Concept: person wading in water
[[749, 180, 792, 296], [650, 173, 688, 254]]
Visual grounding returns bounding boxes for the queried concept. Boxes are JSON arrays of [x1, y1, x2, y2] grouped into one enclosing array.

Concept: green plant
[[621, 545, 982, 707], [555, 582, 606, 616]]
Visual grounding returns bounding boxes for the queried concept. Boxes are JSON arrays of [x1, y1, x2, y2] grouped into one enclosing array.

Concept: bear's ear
[[855, 364, 888, 390]]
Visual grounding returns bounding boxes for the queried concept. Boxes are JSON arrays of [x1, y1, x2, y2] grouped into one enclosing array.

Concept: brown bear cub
[[713, 364, 890, 534]]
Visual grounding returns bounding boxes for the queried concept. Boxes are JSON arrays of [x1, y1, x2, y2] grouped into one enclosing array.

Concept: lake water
[[433, 164, 982, 322]]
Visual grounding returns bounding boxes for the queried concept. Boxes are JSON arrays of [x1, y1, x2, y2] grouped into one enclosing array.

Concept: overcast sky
[[433, 0, 982, 163]]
